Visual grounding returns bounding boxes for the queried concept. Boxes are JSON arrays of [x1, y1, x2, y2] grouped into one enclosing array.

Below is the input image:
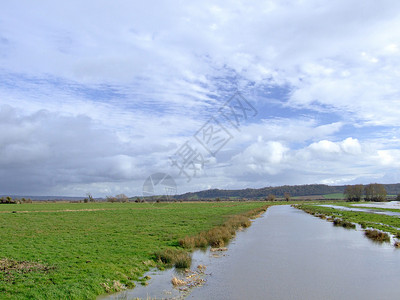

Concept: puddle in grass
[[101, 205, 400, 300]]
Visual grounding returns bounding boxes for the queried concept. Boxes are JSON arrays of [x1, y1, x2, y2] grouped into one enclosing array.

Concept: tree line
[[344, 183, 388, 202], [175, 183, 400, 200]]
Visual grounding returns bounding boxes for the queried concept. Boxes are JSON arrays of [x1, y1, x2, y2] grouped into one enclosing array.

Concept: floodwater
[[352, 201, 400, 209], [101, 205, 400, 300], [320, 204, 400, 217]]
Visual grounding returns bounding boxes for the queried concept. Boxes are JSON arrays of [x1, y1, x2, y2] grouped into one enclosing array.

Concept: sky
[[0, 0, 400, 197]]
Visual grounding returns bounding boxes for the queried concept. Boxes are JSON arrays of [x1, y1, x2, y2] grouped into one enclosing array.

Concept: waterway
[[102, 205, 400, 300]]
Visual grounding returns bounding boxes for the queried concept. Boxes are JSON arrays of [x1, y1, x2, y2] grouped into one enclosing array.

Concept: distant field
[[0, 202, 268, 299], [291, 193, 344, 200], [322, 193, 345, 199]]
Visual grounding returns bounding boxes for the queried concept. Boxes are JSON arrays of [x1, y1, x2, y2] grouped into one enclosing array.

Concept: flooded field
[[320, 204, 400, 217], [103, 205, 400, 300], [352, 201, 400, 209]]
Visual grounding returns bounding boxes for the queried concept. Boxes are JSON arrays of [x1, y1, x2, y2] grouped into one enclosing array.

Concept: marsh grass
[[155, 248, 192, 269], [364, 229, 390, 243], [360, 222, 367, 229], [333, 218, 356, 229]]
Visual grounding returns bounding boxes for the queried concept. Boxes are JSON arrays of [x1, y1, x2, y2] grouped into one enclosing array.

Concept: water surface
[[189, 205, 400, 300]]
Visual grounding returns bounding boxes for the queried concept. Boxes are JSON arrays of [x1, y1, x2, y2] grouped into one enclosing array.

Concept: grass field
[[322, 193, 345, 199], [0, 202, 269, 299]]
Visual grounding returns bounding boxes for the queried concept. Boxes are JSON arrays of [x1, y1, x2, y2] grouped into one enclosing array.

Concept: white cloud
[[377, 150, 400, 167], [341, 137, 362, 155], [0, 1, 400, 196], [307, 138, 361, 156], [308, 140, 341, 154], [230, 141, 288, 175]]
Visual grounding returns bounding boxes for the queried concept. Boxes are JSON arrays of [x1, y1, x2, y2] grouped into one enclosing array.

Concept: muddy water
[[188, 205, 400, 300], [102, 205, 400, 300]]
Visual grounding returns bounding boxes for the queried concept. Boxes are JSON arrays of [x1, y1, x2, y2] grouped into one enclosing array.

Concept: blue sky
[[0, 0, 400, 197]]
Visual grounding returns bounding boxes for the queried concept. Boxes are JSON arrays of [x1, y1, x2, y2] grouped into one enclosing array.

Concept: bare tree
[[344, 184, 363, 202], [364, 183, 387, 202], [115, 194, 129, 202], [86, 193, 95, 202], [284, 192, 291, 202]]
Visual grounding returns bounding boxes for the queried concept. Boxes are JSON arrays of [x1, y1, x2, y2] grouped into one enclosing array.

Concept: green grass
[[0, 202, 268, 299], [322, 193, 345, 199], [297, 204, 400, 237]]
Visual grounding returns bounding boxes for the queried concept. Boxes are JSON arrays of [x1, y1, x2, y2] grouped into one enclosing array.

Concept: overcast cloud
[[0, 0, 399, 196]]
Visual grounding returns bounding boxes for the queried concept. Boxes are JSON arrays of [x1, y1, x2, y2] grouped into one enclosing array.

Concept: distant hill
[[175, 183, 400, 200], [3, 183, 400, 201]]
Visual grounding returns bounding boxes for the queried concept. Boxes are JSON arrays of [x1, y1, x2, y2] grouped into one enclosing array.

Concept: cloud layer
[[0, 1, 399, 196]]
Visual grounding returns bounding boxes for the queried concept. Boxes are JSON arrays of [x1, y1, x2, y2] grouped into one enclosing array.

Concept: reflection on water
[[101, 205, 400, 300]]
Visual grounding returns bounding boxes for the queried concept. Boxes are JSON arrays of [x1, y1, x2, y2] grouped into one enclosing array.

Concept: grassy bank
[[178, 205, 268, 249], [296, 204, 400, 239], [0, 202, 268, 299]]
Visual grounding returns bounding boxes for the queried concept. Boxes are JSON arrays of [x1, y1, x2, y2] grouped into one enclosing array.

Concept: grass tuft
[[333, 218, 356, 229], [364, 229, 390, 243], [155, 248, 191, 269]]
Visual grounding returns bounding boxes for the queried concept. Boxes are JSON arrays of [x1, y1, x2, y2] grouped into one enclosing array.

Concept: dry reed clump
[[210, 247, 228, 252], [101, 280, 126, 293], [171, 277, 186, 286], [155, 248, 192, 269], [364, 229, 390, 243], [197, 264, 206, 272], [179, 205, 269, 250]]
